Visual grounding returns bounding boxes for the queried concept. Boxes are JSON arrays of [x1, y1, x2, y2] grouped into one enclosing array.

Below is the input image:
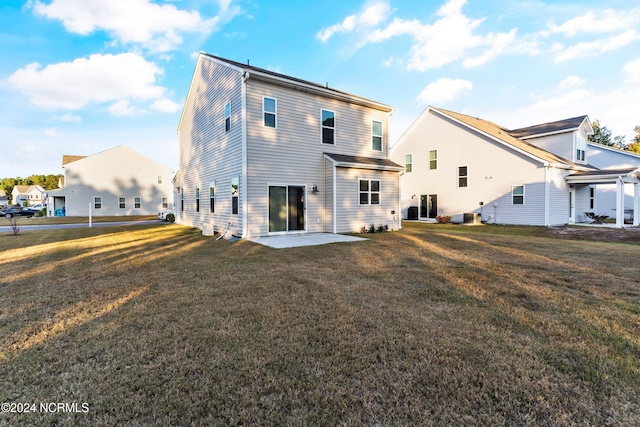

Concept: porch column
[[616, 179, 624, 228], [634, 182, 640, 227]]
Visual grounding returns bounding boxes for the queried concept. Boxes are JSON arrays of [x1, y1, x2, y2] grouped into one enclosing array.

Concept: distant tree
[[589, 120, 614, 146], [613, 135, 627, 150], [623, 126, 640, 154]]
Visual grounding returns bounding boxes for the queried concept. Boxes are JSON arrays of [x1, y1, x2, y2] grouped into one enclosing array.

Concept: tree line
[[589, 121, 640, 154], [1, 175, 61, 204]]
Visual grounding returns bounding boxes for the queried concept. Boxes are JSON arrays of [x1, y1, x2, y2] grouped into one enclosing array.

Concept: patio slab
[[247, 233, 367, 249]]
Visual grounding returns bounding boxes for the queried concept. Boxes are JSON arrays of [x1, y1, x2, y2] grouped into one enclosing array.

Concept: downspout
[[333, 164, 337, 233], [544, 164, 550, 226], [241, 71, 249, 238]]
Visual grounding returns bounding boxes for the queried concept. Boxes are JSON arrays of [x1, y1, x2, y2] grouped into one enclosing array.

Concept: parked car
[[30, 203, 45, 211], [1, 206, 37, 218], [158, 209, 175, 222]]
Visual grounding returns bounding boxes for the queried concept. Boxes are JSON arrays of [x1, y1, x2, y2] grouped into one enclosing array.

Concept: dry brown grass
[[0, 222, 639, 426]]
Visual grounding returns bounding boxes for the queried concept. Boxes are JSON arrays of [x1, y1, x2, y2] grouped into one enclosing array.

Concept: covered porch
[[566, 168, 640, 228]]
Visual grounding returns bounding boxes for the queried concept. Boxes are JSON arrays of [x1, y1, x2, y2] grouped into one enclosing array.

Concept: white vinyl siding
[[391, 109, 548, 225], [245, 78, 391, 237], [522, 133, 573, 161], [176, 56, 244, 235]]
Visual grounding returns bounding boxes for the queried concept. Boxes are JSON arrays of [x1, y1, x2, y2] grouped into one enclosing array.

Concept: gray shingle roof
[[508, 116, 588, 138], [324, 153, 403, 170]]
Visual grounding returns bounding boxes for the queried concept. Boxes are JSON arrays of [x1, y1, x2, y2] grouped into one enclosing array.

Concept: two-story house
[[47, 145, 174, 217], [175, 54, 403, 238], [11, 185, 46, 207], [390, 106, 639, 228]]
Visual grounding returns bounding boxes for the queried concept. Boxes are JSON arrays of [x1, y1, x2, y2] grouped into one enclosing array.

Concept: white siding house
[[586, 143, 640, 220], [390, 107, 639, 227], [175, 54, 402, 239], [11, 185, 46, 207], [47, 145, 174, 217]]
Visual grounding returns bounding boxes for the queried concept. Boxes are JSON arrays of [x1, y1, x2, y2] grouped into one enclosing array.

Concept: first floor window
[[231, 177, 239, 215], [512, 185, 525, 205], [162, 197, 168, 209], [181, 187, 184, 211], [359, 179, 380, 205], [458, 166, 468, 188], [589, 186, 595, 209], [196, 184, 200, 212], [94, 197, 102, 209], [158, 175, 163, 184], [209, 181, 215, 213], [134, 197, 141, 209], [119, 197, 126, 209], [405, 154, 413, 173], [372, 120, 382, 151]]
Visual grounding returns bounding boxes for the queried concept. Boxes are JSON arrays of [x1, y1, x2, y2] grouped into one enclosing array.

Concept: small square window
[[512, 185, 525, 205]]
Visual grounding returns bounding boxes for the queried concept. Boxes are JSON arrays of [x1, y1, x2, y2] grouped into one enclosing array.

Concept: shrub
[[377, 225, 385, 233], [436, 215, 451, 224], [368, 223, 376, 233], [360, 225, 367, 234]]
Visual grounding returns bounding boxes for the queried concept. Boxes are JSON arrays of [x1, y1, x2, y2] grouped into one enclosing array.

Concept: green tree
[[624, 126, 640, 154], [589, 120, 614, 146]]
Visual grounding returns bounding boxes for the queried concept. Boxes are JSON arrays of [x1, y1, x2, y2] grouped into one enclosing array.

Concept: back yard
[[0, 222, 639, 426]]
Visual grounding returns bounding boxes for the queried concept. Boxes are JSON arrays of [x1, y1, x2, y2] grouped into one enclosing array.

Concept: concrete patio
[[247, 233, 367, 249]]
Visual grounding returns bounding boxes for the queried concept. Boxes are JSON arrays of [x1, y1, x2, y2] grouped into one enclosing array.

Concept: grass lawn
[[0, 222, 639, 426]]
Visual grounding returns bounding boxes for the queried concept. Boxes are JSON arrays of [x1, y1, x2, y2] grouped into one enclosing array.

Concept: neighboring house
[[175, 53, 402, 238], [11, 185, 46, 207], [390, 107, 639, 228], [47, 145, 174, 217], [586, 142, 640, 220], [0, 190, 8, 207]]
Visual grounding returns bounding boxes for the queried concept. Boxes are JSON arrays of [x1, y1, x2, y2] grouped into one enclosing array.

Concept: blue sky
[[1, 0, 640, 178]]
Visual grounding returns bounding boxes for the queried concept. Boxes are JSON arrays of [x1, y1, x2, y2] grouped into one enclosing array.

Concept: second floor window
[[94, 197, 102, 209], [264, 97, 276, 128], [429, 150, 438, 170], [372, 120, 382, 151], [321, 109, 335, 145], [225, 102, 231, 132], [458, 166, 468, 188], [405, 154, 413, 173], [119, 197, 126, 209], [134, 197, 141, 209], [576, 135, 586, 162]]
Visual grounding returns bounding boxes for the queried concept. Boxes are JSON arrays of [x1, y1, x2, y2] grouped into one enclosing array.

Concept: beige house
[[175, 54, 403, 238], [390, 106, 640, 228], [11, 185, 46, 207], [47, 145, 174, 217]]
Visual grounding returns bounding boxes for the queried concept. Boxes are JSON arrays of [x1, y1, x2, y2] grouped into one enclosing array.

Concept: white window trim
[[359, 179, 381, 205], [263, 96, 277, 128], [231, 176, 239, 215], [405, 154, 413, 173], [512, 185, 525, 205], [372, 120, 383, 152], [119, 197, 126, 209], [210, 181, 216, 213], [429, 149, 438, 170], [224, 102, 231, 132], [321, 109, 336, 145], [458, 166, 468, 188]]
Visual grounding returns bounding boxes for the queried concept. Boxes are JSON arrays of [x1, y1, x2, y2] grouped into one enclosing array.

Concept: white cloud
[[8, 53, 166, 110], [548, 8, 640, 37], [623, 57, 640, 84], [365, 0, 519, 71], [44, 127, 64, 137], [150, 98, 181, 113], [558, 76, 585, 89], [554, 29, 640, 62], [417, 78, 472, 105], [317, 1, 391, 43], [53, 113, 82, 123], [31, 0, 234, 52], [107, 99, 145, 117]]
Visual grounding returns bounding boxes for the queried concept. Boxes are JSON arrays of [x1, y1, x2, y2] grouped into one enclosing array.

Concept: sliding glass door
[[269, 185, 305, 233]]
